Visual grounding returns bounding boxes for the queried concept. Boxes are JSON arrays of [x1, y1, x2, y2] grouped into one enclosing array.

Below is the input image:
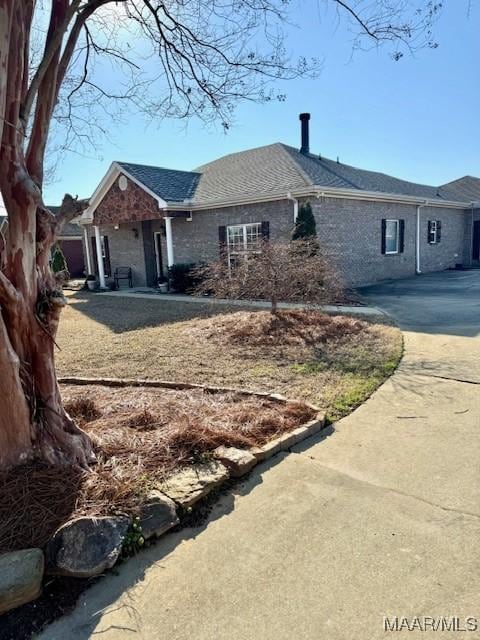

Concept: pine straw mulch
[[0, 385, 316, 554], [189, 308, 367, 347]]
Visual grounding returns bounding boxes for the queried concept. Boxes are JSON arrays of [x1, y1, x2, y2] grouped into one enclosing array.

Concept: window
[[385, 219, 400, 254], [227, 223, 262, 268], [428, 220, 442, 244]]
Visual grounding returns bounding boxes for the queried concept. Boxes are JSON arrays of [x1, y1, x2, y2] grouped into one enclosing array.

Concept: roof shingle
[[107, 144, 477, 206], [438, 176, 480, 202], [192, 143, 310, 203], [282, 145, 445, 200], [118, 162, 201, 203]]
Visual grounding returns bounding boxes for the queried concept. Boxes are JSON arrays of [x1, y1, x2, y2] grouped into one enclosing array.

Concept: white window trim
[[227, 222, 262, 267], [385, 219, 400, 255], [428, 220, 438, 244]]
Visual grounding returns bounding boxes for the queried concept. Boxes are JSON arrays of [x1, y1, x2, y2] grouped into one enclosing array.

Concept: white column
[[165, 216, 175, 267], [83, 226, 93, 274], [94, 225, 106, 288]]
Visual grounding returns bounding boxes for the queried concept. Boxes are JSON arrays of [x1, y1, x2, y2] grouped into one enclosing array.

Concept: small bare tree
[[194, 240, 344, 314]]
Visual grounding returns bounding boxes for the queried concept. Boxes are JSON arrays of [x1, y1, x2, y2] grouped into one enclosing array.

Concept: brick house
[[79, 114, 480, 289]]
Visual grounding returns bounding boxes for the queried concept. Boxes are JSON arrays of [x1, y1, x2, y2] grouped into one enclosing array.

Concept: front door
[[473, 221, 480, 261], [154, 231, 164, 280]]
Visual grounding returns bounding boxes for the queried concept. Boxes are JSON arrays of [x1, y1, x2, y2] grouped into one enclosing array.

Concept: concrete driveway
[[40, 271, 480, 640]]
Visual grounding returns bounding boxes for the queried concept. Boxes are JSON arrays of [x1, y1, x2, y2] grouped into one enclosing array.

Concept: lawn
[[57, 292, 402, 421]]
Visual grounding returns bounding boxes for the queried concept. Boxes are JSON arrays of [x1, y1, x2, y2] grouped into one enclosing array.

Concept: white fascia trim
[[164, 186, 470, 212], [79, 161, 169, 225]]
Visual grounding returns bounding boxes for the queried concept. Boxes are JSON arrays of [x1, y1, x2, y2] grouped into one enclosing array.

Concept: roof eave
[[162, 185, 472, 211]]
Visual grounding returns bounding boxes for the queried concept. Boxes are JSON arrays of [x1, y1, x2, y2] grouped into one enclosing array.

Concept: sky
[[44, 0, 480, 205]]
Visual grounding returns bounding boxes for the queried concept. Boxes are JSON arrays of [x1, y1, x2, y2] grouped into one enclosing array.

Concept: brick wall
[[85, 194, 470, 289], [150, 199, 295, 272], [419, 206, 465, 273], [310, 199, 469, 286], [85, 222, 147, 287], [311, 198, 417, 286]]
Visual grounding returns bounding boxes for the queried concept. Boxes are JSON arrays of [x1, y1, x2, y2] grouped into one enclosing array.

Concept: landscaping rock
[[140, 491, 179, 539], [0, 548, 44, 614], [213, 446, 257, 478], [159, 461, 229, 508], [46, 516, 130, 578]]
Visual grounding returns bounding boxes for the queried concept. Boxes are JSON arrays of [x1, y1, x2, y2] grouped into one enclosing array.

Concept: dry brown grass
[[64, 397, 101, 421], [0, 385, 315, 553], [193, 309, 366, 347], [56, 293, 402, 420]]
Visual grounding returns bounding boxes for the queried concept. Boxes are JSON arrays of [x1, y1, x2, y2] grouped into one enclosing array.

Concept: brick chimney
[[299, 113, 310, 154]]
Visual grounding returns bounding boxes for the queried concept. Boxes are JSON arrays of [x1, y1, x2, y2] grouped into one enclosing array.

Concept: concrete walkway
[[100, 288, 386, 317], [41, 271, 480, 640]]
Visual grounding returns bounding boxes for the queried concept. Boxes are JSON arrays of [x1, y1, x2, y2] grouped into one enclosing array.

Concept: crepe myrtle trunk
[[0, 0, 97, 469], [0, 189, 95, 470]]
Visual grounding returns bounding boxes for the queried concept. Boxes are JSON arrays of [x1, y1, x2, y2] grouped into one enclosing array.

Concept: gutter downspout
[[470, 203, 475, 266], [416, 202, 427, 275], [287, 192, 299, 223]]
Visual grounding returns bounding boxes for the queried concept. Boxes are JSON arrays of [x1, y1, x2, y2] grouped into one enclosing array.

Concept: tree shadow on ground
[[66, 291, 246, 334]]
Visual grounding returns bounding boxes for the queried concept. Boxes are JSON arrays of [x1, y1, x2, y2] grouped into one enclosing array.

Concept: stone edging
[[0, 378, 326, 615], [57, 375, 321, 409]]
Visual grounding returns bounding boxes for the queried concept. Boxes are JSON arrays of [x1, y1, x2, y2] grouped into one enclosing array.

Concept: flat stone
[[251, 416, 326, 462], [213, 446, 257, 478], [140, 491, 179, 539], [46, 516, 130, 578], [0, 548, 44, 614], [159, 461, 229, 508]]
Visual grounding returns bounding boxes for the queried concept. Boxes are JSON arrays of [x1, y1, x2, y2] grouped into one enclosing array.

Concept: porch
[[82, 211, 191, 289]]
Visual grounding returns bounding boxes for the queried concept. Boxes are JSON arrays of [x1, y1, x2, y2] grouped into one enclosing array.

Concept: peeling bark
[[0, 0, 95, 469]]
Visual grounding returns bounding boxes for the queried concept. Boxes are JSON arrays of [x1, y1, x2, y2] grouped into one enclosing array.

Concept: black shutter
[[427, 220, 432, 243], [399, 220, 405, 253], [91, 236, 98, 275], [381, 219, 386, 254], [261, 220, 270, 241], [103, 236, 111, 277], [218, 225, 227, 261], [437, 220, 442, 243]]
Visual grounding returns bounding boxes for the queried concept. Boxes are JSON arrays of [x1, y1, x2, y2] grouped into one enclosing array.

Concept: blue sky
[[45, 1, 480, 204]]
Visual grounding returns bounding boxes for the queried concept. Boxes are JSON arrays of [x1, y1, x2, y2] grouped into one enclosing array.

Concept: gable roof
[[193, 143, 310, 203], [438, 176, 480, 202], [117, 162, 201, 203], [86, 143, 476, 214]]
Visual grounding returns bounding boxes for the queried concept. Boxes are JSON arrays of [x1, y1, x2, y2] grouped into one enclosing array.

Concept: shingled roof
[[118, 162, 201, 203], [193, 143, 464, 203], [438, 176, 480, 202], [282, 145, 447, 200], [103, 143, 477, 207], [193, 143, 309, 202], [47, 205, 82, 237]]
